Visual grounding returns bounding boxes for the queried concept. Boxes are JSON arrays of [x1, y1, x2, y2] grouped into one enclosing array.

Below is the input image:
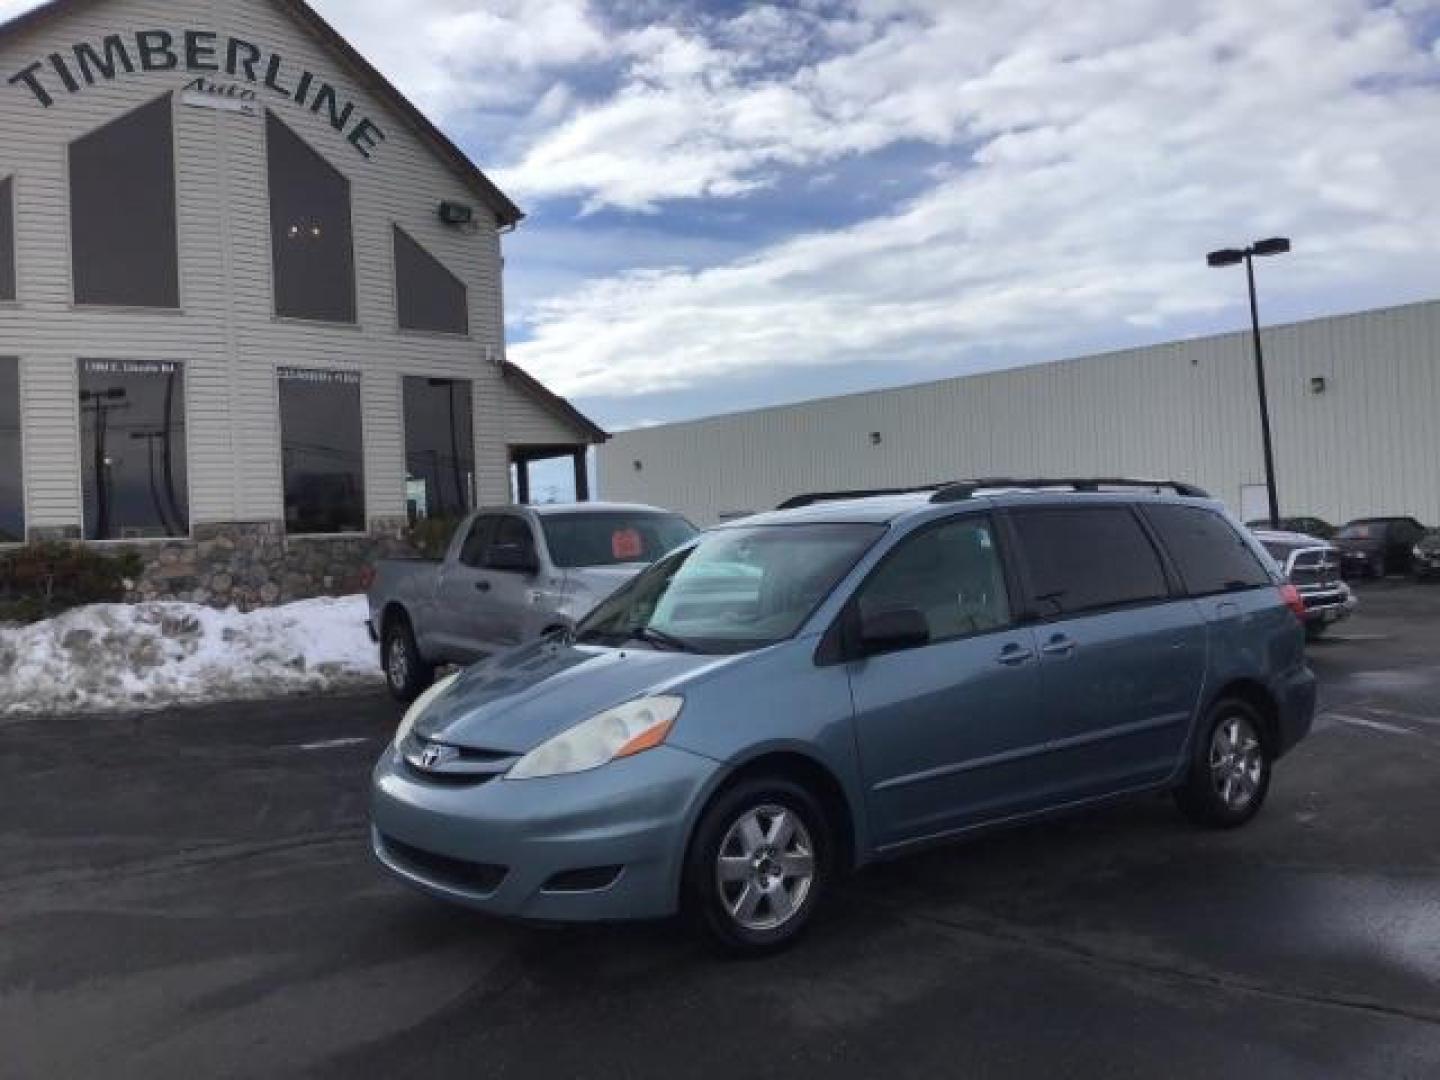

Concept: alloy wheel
[[386, 632, 409, 690], [1209, 714, 1264, 809], [715, 805, 815, 932]]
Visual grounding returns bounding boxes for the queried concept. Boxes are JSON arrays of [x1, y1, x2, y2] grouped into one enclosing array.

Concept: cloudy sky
[[7, 0, 1440, 442]]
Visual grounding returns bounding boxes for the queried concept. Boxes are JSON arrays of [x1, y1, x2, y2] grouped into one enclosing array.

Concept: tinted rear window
[[1143, 504, 1272, 595], [542, 512, 697, 569], [1010, 506, 1169, 616]]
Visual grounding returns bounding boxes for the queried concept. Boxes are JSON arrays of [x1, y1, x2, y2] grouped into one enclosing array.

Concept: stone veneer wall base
[[111, 518, 416, 610]]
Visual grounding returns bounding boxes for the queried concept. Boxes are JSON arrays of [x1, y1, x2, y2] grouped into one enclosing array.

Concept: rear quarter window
[[1142, 504, 1273, 596]]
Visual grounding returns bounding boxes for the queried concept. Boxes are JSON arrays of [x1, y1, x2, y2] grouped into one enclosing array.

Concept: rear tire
[[684, 777, 832, 957], [1304, 622, 1326, 642], [382, 614, 434, 703], [1174, 698, 1272, 829]]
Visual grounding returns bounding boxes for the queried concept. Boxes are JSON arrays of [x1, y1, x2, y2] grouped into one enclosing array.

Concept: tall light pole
[[1206, 237, 1290, 529]]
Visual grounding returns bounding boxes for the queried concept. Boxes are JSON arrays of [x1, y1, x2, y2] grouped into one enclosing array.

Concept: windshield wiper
[[631, 626, 702, 653]]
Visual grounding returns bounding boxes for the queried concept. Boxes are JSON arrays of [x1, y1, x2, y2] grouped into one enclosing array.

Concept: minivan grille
[[400, 735, 516, 785]]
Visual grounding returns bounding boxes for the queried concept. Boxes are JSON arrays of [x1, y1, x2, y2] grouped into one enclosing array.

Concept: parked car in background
[[371, 478, 1315, 954], [1245, 516, 1337, 540], [1334, 517, 1429, 578], [367, 503, 697, 700], [1252, 529, 1355, 639], [1414, 529, 1440, 580]]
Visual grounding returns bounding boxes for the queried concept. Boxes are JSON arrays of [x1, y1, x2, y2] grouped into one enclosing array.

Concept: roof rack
[[776, 485, 944, 510], [930, 478, 1210, 504]]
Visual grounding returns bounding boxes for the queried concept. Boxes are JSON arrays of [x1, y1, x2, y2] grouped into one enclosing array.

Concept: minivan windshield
[[576, 522, 884, 654], [541, 511, 697, 569]]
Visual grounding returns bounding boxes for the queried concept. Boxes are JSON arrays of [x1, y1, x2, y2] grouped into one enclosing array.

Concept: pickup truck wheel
[[382, 616, 433, 703], [1174, 698, 1272, 829]]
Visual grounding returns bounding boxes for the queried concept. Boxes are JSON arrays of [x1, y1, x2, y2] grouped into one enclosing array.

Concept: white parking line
[[295, 737, 374, 751], [1322, 713, 1418, 737]]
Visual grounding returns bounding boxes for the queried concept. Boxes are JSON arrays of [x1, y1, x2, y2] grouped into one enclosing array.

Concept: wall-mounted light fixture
[[869, 431, 883, 446], [1310, 376, 1327, 394], [633, 460, 643, 472]]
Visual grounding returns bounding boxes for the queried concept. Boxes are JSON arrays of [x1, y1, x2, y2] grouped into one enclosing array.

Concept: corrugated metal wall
[[0, 0, 566, 533], [600, 300, 1440, 527]]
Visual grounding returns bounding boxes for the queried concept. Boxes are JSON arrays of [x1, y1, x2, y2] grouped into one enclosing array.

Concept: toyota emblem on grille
[[418, 743, 450, 769]]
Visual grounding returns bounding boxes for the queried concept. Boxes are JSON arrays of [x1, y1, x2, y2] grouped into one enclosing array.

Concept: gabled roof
[[502, 360, 609, 445], [0, 0, 524, 227]]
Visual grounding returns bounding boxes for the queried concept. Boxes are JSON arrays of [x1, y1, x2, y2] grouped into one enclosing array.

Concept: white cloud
[[305, 0, 612, 116], [0, 0, 613, 119], [510, 0, 1440, 398]]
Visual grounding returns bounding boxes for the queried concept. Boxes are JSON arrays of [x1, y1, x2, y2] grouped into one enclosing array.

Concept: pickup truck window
[[459, 516, 498, 568], [487, 517, 537, 567], [542, 512, 698, 569]]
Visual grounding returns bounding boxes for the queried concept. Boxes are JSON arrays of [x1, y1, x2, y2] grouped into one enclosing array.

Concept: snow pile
[[0, 596, 382, 717]]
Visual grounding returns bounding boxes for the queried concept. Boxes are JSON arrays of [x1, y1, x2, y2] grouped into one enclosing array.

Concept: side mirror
[[488, 543, 538, 575], [857, 606, 930, 657]]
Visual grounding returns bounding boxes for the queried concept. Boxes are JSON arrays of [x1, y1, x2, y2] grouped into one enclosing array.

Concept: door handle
[[1040, 635, 1076, 657], [474, 580, 492, 593], [997, 643, 1035, 667]]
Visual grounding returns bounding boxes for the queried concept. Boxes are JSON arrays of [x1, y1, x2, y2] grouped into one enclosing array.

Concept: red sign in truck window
[[612, 528, 644, 561]]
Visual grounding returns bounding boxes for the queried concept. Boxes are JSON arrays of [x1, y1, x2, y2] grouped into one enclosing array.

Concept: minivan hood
[[414, 638, 729, 754]]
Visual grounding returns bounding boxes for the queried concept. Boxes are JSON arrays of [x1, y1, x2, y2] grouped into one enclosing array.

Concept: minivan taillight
[[358, 564, 377, 592], [1279, 583, 1306, 622]]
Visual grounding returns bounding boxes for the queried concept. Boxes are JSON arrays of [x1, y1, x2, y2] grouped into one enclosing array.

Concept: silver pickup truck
[[368, 502, 697, 700]]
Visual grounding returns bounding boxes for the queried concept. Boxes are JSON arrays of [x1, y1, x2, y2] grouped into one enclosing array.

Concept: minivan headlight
[[394, 673, 459, 746], [507, 696, 684, 781]]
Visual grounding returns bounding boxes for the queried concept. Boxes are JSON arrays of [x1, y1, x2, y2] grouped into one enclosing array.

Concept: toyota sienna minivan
[[371, 479, 1316, 953]]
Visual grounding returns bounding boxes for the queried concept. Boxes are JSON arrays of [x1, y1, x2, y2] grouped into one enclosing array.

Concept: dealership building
[[600, 299, 1440, 529], [0, 0, 604, 605]]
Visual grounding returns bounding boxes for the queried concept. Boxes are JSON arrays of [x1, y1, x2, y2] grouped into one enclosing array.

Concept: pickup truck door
[[478, 515, 544, 649], [431, 514, 501, 663]]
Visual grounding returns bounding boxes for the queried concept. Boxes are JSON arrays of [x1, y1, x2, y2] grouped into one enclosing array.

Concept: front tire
[[684, 777, 832, 956], [382, 614, 434, 703], [1175, 699, 1272, 828]]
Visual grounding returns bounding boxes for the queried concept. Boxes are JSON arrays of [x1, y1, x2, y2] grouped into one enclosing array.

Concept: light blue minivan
[[371, 480, 1316, 953]]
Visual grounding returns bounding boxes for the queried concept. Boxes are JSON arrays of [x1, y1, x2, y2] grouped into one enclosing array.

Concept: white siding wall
[[0, 0, 566, 534], [600, 300, 1440, 527]]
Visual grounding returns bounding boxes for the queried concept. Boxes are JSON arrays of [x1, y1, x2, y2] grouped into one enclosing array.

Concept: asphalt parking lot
[[2, 581, 1439, 1079]]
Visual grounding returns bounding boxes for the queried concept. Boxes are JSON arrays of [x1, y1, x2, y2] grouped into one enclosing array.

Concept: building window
[[403, 377, 474, 520], [1, 176, 14, 302], [69, 95, 179, 308], [394, 226, 468, 335], [0, 358, 21, 542], [279, 367, 365, 534], [266, 111, 356, 323], [79, 360, 188, 541]]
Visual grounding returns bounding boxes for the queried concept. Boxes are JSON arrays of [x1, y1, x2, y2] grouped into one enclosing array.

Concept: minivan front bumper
[[370, 743, 719, 922]]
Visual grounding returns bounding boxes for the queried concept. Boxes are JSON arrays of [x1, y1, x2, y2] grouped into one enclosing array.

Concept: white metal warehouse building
[[0, 0, 603, 603], [599, 299, 1440, 529]]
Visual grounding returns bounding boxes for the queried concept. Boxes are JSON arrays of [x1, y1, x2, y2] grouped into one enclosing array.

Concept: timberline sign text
[[6, 29, 386, 158]]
